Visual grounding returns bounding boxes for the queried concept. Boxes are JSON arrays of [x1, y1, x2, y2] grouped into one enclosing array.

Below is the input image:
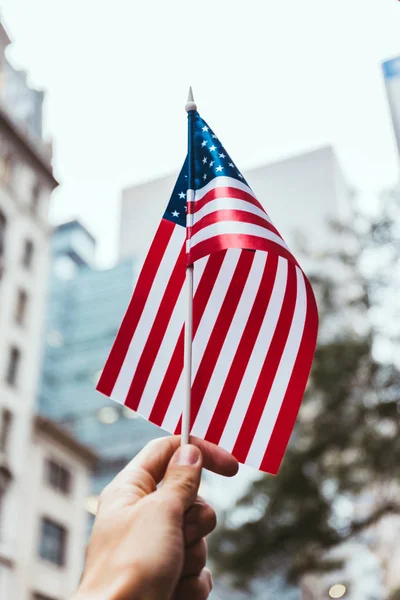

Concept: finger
[[122, 435, 238, 486], [159, 445, 203, 512], [173, 568, 213, 600], [184, 498, 217, 545], [181, 538, 207, 578]]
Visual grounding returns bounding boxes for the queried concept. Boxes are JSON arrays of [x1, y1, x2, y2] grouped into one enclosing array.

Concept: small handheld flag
[[97, 90, 318, 474]]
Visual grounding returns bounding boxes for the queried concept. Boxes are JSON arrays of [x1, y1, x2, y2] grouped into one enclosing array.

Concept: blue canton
[[163, 113, 248, 228]]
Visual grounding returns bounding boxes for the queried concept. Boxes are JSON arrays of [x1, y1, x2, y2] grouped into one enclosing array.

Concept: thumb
[[160, 444, 203, 513]]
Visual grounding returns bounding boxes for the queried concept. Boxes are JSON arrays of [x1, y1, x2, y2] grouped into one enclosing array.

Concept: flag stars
[[202, 157, 208, 164], [209, 145, 217, 152], [237, 173, 243, 178], [212, 134, 218, 139], [229, 162, 234, 167], [219, 153, 226, 159], [171, 210, 180, 217], [216, 165, 224, 172], [201, 140, 207, 147], [203, 174, 207, 180], [209, 160, 215, 167], [202, 126, 209, 132], [178, 192, 186, 199]]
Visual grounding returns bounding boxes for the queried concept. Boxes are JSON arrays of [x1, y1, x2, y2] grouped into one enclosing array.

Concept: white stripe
[[188, 177, 254, 201], [218, 257, 288, 452], [190, 221, 289, 252], [111, 226, 185, 403], [246, 267, 307, 468], [193, 198, 272, 225], [162, 373, 184, 432], [191, 251, 267, 439], [192, 249, 241, 376], [159, 256, 209, 432]]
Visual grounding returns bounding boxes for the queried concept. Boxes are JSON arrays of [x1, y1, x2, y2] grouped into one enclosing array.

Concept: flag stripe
[[260, 276, 318, 474], [191, 176, 261, 202], [245, 267, 305, 468], [218, 257, 288, 452], [204, 252, 279, 445], [191, 185, 265, 214], [191, 251, 267, 439], [190, 222, 289, 252], [190, 209, 281, 239], [193, 197, 272, 225], [190, 232, 297, 266], [97, 219, 175, 396], [192, 252, 227, 334], [160, 254, 226, 433], [147, 256, 209, 426], [174, 249, 242, 435], [189, 250, 256, 430], [124, 242, 186, 411], [232, 262, 297, 462]]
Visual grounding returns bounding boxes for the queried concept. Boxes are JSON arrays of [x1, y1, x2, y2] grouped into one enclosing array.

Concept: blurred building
[[0, 19, 97, 600], [38, 220, 161, 502], [383, 56, 400, 157], [16, 416, 97, 600]]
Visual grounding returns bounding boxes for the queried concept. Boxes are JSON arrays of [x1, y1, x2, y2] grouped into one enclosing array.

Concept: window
[[31, 181, 41, 213], [45, 460, 71, 495], [38, 518, 67, 566], [22, 239, 34, 269], [15, 289, 28, 325], [0, 410, 12, 454], [0, 211, 6, 259], [5, 346, 20, 387]]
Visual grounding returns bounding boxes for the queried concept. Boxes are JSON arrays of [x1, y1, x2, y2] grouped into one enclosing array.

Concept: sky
[[1, 0, 400, 265]]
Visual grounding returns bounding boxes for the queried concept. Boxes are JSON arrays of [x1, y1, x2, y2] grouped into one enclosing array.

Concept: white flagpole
[[182, 87, 197, 445]]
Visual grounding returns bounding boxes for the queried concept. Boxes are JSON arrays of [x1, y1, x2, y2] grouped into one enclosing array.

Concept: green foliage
[[210, 191, 400, 588]]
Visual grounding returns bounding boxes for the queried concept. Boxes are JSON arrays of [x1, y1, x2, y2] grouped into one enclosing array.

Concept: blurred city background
[[0, 1, 399, 599]]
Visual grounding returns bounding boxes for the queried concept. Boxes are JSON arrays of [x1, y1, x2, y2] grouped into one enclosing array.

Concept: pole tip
[[185, 86, 197, 112]]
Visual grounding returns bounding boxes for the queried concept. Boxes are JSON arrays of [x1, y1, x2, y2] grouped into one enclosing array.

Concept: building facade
[[0, 20, 97, 600], [0, 20, 59, 597], [39, 220, 161, 502], [16, 416, 96, 600]]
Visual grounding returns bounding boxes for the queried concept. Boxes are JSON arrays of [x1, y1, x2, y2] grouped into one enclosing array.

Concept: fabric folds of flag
[[97, 111, 318, 475]]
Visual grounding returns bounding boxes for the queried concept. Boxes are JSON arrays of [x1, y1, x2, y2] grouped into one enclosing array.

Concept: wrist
[[71, 571, 151, 600]]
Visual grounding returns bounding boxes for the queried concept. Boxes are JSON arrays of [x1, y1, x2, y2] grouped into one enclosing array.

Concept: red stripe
[[124, 243, 186, 411], [190, 210, 283, 240], [97, 219, 175, 396], [175, 252, 227, 435], [204, 253, 279, 444], [232, 262, 297, 463], [260, 275, 318, 474], [191, 186, 265, 214], [150, 254, 225, 427], [190, 233, 298, 266], [189, 251, 256, 430]]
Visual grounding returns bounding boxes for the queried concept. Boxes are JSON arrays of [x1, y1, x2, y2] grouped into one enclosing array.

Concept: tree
[[210, 188, 400, 591]]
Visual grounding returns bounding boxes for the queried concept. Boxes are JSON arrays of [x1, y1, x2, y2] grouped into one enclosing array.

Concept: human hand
[[72, 436, 238, 600]]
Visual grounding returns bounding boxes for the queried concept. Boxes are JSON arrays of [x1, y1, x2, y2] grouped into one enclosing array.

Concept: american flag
[[97, 111, 318, 474]]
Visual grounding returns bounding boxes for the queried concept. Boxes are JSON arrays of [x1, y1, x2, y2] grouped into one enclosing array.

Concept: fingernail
[[174, 445, 201, 466]]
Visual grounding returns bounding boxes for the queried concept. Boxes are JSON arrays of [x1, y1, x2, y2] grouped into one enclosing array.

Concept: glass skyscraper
[[39, 220, 162, 497]]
